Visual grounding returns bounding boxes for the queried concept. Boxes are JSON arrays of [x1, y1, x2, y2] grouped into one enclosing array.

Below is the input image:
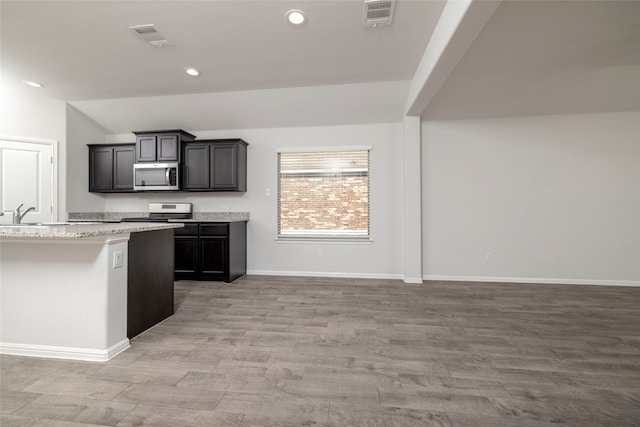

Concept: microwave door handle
[[165, 168, 170, 185]]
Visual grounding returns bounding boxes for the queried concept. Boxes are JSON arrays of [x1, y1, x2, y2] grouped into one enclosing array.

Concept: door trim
[[0, 135, 59, 221]]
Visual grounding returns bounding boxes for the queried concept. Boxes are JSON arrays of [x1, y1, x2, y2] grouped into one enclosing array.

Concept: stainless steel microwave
[[133, 162, 179, 191]]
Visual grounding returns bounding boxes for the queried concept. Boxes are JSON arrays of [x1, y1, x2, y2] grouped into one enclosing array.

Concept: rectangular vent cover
[[363, 0, 395, 27], [129, 24, 173, 48]]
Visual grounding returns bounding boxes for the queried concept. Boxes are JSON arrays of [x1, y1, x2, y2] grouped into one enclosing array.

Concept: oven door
[[133, 163, 180, 191]]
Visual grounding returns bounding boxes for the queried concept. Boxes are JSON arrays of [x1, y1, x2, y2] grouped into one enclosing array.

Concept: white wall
[[0, 91, 67, 220], [71, 81, 410, 134], [422, 111, 640, 284], [65, 105, 110, 214], [99, 123, 405, 279]]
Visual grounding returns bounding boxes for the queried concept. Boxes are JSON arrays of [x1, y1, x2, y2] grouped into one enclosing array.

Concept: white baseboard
[[246, 270, 639, 287], [247, 269, 403, 281], [0, 339, 130, 362], [422, 275, 640, 287]]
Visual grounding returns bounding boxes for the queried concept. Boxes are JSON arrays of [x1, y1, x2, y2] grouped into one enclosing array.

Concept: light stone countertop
[[0, 222, 183, 239], [188, 212, 249, 222], [68, 212, 250, 222]]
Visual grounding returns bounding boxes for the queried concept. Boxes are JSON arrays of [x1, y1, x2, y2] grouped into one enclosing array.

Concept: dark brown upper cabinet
[[88, 144, 135, 192], [133, 130, 196, 163], [183, 139, 248, 192]]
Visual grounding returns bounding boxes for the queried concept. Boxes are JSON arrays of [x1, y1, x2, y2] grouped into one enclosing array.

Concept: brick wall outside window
[[279, 175, 369, 233]]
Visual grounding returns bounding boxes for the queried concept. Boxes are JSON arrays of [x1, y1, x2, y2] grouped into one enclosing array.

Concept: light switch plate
[[113, 251, 123, 269]]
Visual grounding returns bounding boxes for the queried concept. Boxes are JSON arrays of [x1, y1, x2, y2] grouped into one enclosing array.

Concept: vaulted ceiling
[[1, 0, 638, 130], [0, 0, 445, 101]]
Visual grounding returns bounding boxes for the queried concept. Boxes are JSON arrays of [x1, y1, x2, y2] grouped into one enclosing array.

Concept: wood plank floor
[[2, 275, 640, 426]]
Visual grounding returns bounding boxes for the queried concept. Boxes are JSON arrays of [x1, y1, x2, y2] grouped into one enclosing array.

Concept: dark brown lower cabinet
[[174, 221, 247, 283], [127, 229, 175, 338]]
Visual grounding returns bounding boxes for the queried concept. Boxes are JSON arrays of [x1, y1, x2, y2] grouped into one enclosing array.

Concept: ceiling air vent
[[363, 0, 395, 27], [129, 24, 173, 48]]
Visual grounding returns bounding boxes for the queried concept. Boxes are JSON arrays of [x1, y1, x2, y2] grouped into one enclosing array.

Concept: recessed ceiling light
[[286, 9, 307, 25], [22, 80, 44, 88], [184, 67, 200, 77]]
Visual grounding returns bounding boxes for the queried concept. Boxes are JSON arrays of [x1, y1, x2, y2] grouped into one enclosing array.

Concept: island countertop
[[0, 222, 183, 239]]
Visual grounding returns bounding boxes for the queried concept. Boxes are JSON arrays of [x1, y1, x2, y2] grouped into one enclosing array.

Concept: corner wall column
[[402, 115, 423, 283]]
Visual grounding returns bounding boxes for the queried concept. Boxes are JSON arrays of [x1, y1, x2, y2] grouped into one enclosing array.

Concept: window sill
[[275, 237, 373, 245]]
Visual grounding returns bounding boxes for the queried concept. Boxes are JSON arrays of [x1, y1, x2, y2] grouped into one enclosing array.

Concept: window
[[278, 149, 370, 239]]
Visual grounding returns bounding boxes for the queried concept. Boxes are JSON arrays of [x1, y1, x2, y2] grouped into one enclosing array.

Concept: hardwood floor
[[2, 276, 639, 426]]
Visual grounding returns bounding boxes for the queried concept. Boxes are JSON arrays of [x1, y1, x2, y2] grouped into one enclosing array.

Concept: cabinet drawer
[[200, 223, 229, 236], [174, 223, 199, 236]]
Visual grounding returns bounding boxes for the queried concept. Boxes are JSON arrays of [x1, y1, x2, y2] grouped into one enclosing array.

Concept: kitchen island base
[[0, 223, 180, 362], [127, 228, 174, 338], [0, 235, 130, 362]]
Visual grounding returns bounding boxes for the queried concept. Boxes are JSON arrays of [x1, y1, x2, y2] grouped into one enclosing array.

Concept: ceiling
[[424, 0, 640, 119], [1, 0, 638, 129], [0, 0, 445, 101]]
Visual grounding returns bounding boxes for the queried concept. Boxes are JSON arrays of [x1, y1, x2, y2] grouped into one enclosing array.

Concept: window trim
[[276, 145, 372, 153], [277, 147, 371, 241], [275, 236, 373, 244]]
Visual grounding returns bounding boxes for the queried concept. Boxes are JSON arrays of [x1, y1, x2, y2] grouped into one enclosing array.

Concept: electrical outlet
[[484, 251, 493, 262], [113, 251, 123, 269], [265, 188, 271, 196], [221, 206, 230, 212], [317, 248, 324, 258]]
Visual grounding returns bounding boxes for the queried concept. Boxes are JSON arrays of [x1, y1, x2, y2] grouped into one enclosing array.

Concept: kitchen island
[[0, 222, 182, 362]]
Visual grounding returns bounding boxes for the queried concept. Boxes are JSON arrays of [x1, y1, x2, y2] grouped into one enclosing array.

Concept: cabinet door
[[157, 135, 179, 162], [174, 236, 198, 277], [200, 237, 227, 278], [183, 144, 210, 190], [136, 136, 157, 162], [113, 146, 135, 190], [89, 147, 113, 192], [210, 143, 237, 190]]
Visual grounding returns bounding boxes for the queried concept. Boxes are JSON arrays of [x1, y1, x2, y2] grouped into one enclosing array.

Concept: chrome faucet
[[13, 203, 36, 224]]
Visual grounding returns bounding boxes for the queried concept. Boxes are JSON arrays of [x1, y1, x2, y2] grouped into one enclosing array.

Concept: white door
[[0, 138, 55, 224]]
